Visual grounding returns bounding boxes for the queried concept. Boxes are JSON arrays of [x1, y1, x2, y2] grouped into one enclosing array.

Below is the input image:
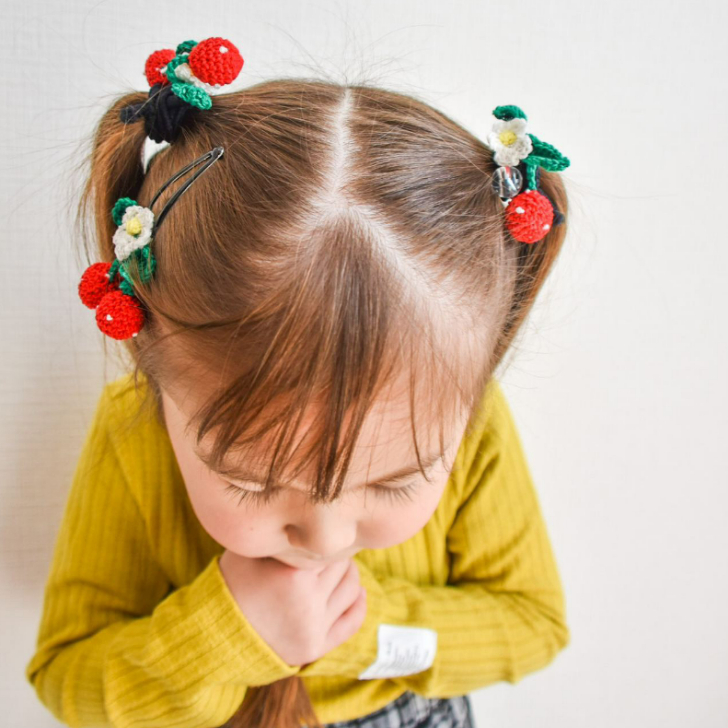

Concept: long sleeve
[[24, 388, 300, 728], [298, 382, 570, 697]]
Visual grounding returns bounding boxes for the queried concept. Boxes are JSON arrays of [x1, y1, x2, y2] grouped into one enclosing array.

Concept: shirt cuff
[[201, 553, 302, 685]]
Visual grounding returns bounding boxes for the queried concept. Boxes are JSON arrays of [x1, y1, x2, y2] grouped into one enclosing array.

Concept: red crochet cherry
[[95, 290, 146, 340], [188, 37, 244, 87], [78, 262, 120, 309], [505, 189, 555, 244], [145, 48, 176, 87]]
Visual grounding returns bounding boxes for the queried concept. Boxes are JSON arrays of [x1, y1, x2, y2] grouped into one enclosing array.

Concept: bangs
[[147, 287, 489, 504]]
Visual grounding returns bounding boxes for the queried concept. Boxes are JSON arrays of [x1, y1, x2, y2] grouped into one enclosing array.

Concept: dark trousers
[[322, 690, 476, 728]]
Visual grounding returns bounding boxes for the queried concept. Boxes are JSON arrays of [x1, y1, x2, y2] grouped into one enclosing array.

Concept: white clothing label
[[358, 623, 438, 680]]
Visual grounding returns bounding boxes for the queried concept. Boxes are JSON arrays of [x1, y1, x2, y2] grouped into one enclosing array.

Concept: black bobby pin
[[150, 146, 225, 233]]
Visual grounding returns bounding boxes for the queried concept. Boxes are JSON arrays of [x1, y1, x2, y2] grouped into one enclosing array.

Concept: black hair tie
[[119, 83, 193, 144]]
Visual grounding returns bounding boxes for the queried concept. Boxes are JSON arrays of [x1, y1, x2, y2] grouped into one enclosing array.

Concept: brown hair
[[75, 78, 569, 728]]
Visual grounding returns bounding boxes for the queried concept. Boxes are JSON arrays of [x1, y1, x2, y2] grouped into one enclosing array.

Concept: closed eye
[[222, 480, 420, 507]]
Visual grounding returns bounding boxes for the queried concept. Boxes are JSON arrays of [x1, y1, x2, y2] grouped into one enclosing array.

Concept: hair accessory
[[78, 146, 225, 341], [487, 105, 570, 244], [119, 38, 244, 143]]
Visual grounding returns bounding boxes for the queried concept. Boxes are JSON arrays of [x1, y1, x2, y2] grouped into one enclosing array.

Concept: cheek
[[164, 398, 279, 556], [186, 480, 281, 555], [171, 445, 276, 555]]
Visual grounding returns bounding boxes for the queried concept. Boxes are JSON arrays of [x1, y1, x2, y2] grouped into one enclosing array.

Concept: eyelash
[[222, 480, 420, 507]]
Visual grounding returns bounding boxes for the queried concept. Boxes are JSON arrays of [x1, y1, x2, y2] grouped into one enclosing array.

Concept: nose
[[285, 503, 357, 559]]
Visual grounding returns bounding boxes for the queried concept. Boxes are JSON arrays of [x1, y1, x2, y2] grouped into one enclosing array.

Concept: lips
[[274, 549, 359, 569], [275, 555, 328, 570]]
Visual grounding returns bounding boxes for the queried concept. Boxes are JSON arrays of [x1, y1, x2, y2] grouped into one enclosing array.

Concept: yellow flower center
[[125, 216, 143, 236], [498, 130, 518, 147]]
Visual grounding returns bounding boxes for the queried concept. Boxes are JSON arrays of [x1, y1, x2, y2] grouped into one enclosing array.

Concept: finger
[[316, 556, 353, 591], [324, 587, 367, 652], [326, 559, 361, 615]]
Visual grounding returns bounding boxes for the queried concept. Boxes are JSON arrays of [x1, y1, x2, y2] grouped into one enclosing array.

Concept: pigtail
[[219, 677, 322, 728], [76, 91, 149, 271], [73, 91, 163, 418]]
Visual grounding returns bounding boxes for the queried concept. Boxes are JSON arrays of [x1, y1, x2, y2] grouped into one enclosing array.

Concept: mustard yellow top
[[25, 372, 570, 727]]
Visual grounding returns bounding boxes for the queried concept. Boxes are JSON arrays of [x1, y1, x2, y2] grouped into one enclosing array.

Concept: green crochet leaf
[[493, 105, 527, 121], [526, 133, 570, 172], [112, 197, 137, 227], [172, 82, 212, 110]]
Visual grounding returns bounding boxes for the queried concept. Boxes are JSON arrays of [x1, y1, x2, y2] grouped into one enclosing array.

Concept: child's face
[[160, 383, 469, 570]]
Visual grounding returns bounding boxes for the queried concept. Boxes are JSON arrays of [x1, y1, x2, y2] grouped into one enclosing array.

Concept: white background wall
[[3, 0, 726, 726]]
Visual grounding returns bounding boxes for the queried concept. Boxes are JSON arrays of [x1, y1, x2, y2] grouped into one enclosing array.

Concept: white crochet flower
[[172, 62, 222, 94], [112, 205, 155, 261], [487, 118, 533, 167]]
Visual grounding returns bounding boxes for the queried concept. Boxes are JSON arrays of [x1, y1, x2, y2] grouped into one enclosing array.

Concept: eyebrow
[[194, 443, 451, 489]]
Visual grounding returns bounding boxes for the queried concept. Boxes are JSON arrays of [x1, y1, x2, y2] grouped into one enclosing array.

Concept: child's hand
[[218, 549, 368, 667]]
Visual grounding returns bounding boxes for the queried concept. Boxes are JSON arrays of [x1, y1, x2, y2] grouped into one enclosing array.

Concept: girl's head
[[77, 77, 568, 728], [161, 358, 472, 570]]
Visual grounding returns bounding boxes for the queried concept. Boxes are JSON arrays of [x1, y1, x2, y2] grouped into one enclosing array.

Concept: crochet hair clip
[[487, 104, 570, 244], [120, 37, 244, 144], [78, 146, 225, 341]]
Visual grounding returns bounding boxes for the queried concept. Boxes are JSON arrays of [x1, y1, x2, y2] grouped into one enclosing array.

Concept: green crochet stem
[[163, 39, 213, 111], [109, 246, 157, 298], [175, 40, 198, 55]]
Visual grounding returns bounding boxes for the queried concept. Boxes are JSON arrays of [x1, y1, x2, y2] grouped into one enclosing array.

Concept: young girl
[[25, 37, 571, 728]]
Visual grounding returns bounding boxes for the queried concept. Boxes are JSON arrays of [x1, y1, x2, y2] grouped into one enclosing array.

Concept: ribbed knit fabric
[[25, 372, 570, 728]]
